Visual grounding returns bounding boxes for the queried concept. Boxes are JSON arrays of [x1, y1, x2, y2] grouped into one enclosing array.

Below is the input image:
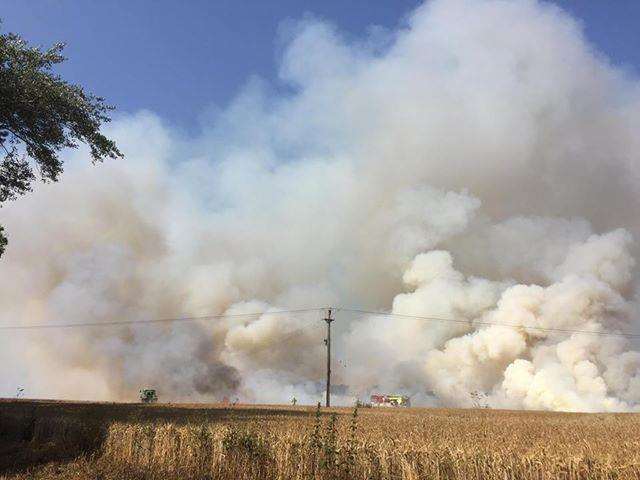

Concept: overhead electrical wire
[[337, 307, 640, 340], [0, 307, 325, 331], [2, 305, 639, 340]]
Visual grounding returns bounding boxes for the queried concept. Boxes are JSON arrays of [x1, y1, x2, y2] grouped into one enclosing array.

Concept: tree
[[0, 23, 122, 256]]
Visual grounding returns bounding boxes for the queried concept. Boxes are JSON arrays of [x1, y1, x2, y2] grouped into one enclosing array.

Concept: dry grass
[[1, 399, 639, 479]]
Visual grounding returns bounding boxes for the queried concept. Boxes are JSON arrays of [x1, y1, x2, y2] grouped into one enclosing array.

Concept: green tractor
[[139, 389, 158, 403]]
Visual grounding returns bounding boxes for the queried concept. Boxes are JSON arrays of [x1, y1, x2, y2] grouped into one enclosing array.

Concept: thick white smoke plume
[[2, 0, 640, 412]]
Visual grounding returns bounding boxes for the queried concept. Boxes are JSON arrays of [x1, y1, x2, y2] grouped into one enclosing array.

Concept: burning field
[[4, 0, 640, 413], [4, 1, 640, 477], [2, 399, 640, 479]]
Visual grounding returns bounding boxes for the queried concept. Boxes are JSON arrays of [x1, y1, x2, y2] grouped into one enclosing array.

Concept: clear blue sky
[[2, 0, 639, 132]]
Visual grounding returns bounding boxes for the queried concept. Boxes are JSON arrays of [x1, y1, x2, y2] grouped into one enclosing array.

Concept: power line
[[2, 305, 639, 340], [0, 307, 325, 331], [337, 307, 640, 340]]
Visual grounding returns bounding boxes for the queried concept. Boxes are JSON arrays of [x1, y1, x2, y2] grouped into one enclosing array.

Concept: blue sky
[[2, 0, 639, 133]]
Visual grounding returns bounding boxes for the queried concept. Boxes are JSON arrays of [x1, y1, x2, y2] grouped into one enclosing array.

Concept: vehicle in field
[[139, 389, 158, 403], [370, 394, 411, 407]]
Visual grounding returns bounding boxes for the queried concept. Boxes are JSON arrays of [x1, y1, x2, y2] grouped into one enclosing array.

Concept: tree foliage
[[0, 24, 122, 256]]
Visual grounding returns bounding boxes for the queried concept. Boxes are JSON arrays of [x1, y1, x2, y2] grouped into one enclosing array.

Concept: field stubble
[[0, 399, 638, 479]]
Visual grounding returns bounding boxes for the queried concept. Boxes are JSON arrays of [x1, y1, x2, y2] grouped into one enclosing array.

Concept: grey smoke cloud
[[2, 0, 640, 411]]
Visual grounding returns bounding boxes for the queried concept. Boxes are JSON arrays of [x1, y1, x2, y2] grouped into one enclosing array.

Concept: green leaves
[[0, 22, 123, 257], [0, 225, 6, 257], [0, 154, 34, 204]]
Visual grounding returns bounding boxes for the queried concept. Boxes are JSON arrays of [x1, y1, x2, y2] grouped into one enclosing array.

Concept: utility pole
[[323, 308, 334, 407]]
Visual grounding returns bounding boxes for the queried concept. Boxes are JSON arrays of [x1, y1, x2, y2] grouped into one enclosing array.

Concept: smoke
[[2, 0, 640, 411]]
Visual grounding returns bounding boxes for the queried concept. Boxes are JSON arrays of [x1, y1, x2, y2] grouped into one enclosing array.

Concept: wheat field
[[1, 399, 639, 479]]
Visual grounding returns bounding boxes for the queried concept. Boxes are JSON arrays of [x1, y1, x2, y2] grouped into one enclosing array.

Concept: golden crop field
[[1, 399, 639, 479]]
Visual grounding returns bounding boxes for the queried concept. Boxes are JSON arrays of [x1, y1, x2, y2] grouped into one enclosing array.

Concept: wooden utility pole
[[324, 308, 334, 407]]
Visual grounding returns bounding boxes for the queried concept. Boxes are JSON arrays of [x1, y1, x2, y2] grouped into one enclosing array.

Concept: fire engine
[[370, 394, 411, 407]]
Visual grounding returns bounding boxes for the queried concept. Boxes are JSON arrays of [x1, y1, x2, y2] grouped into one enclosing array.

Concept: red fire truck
[[370, 394, 411, 407]]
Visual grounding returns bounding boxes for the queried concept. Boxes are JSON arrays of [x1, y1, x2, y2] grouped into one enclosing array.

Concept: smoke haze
[[2, 0, 640, 411]]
